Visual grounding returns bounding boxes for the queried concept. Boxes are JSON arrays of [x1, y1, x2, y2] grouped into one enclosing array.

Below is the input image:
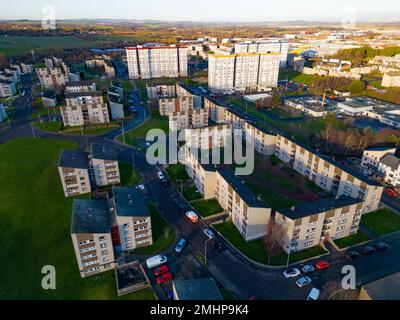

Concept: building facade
[[146, 82, 176, 99], [126, 45, 188, 79], [169, 108, 209, 131]]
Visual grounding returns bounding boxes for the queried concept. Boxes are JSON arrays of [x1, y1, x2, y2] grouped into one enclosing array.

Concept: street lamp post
[[177, 179, 183, 195]]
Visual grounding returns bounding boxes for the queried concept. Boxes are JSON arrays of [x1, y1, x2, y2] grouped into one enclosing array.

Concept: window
[[100, 243, 107, 249], [101, 250, 109, 256], [99, 236, 106, 242]]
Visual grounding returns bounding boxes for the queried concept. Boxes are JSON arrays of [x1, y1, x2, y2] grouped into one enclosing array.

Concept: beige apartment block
[[71, 199, 115, 278], [90, 144, 121, 187], [61, 91, 110, 127], [169, 108, 209, 131], [215, 170, 271, 241], [58, 150, 91, 197], [275, 196, 364, 253], [146, 82, 176, 99], [378, 154, 400, 187], [159, 96, 194, 116], [126, 45, 188, 79], [361, 147, 396, 170], [183, 124, 232, 149], [275, 134, 383, 213], [110, 187, 153, 251], [382, 72, 400, 87], [36, 66, 68, 89]]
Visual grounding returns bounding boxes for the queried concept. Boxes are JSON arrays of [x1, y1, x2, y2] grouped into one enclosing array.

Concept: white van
[[146, 255, 167, 269], [306, 288, 320, 300]]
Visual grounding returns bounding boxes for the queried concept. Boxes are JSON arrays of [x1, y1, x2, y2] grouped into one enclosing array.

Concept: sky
[[0, 0, 399, 22]]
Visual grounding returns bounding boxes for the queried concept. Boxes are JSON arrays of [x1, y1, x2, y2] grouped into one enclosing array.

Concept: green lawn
[[191, 199, 224, 217], [166, 163, 189, 183], [271, 246, 328, 266], [0, 138, 154, 299], [119, 118, 169, 146], [183, 186, 202, 202], [63, 125, 119, 136], [334, 232, 369, 249], [361, 208, 400, 236], [214, 222, 268, 264], [33, 121, 62, 133], [119, 162, 141, 186], [134, 204, 175, 255], [279, 71, 325, 86]]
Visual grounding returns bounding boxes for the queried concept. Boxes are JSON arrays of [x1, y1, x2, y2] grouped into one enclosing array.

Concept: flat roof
[[71, 199, 111, 234], [66, 80, 95, 87], [65, 91, 103, 99], [380, 154, 400, 170], [217, 169, 269, 208], [279, 196, 363, 220], [91, 143, 119, 161], [59, 149, 89, 169], [112, 187, 150, 218], [173, 278, 223, 300]]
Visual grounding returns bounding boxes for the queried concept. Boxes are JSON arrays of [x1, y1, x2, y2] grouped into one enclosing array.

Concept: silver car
[[296, 276, 312, 288]]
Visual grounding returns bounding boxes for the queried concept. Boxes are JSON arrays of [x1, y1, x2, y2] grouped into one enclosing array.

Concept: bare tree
[[264, 220, 288, 264], [323, 281, 358, 300]]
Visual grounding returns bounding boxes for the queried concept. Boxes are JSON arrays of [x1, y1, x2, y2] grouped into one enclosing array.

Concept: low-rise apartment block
[[183, 124, 232, 149], [169, 108, 208, 131], [71, 199, 115, 278], [378, 154, 400, 187], [91, 143, 121, 187], [275, 134, 383, 213], [382, 71, 400, 87], [146, 81, 176, 99], [0, 80, 16, 97], [58, 150, 92, 197], [36, 65, 68, 89], [61, 91, 109, 127], [361, 147, 396, 170], [275, 196, 364, 253], [126, 44, 188, 79], [110, 187, 153, 251]]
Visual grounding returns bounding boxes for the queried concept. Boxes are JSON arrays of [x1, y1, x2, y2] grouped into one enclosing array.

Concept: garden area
[[119, 161, 141, 186], [191, 199, 224, 218], [0, 137, 154, 299], [334, 232, 370, 249]]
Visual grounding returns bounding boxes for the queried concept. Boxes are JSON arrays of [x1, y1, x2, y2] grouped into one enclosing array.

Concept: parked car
[[345, 251, 360, 261], [146, 255, 168, 269], [153, 265, 169, 276], [157, 272, 173, 285], [175, 238, 187, 253], [384, 188, 400, 198], [361, 169, 372, 176], [315, 261, 330, 270], [362, 246, 376, 255], [157, 171, 165, 180], [185, 211, 199, 223], [306, 288, 320, 300], [301, 265, 315, 273], [296, 276, 312, 288], [283, 268, 301, 279], [203, 229, 215, 239], [374, 242, 388, 252]]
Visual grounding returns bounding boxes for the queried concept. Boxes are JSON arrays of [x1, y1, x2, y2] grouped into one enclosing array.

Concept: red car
[[315, 261, 330, 270], [384, 188, 400, 198], [157, 272, 173, 284], [153, 265, 169, 277]]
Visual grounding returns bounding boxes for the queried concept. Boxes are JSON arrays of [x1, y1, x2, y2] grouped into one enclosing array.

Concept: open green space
[[33, 120, 62, 133], [133, 204, 175, 255], [63, 124, 119, 136], [214, 222, 268, 264], [0, 138, 154, 299], [183, 185, 203, 202], [191, 199, 224, 217], [279, 71, 325, 86], [119, 118, 169, 146], [334, 232, 369, 249], [166, 163, 189, 183], [361, 208, 400, 236], [119, 161, 141, 186], [271, 245, 328, 266]]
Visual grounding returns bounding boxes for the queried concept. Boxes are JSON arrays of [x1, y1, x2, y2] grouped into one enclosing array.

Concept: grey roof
[[65, 80, 95, 87], [363, 271, 400, 300], [65, 91, 102, 99], [91, 143, 119, 161], [278, 196, 363, 220], [173, 278, 223, 300], [59, 149, 89, 169], [71, 199, 111, 234], [112, 187, 150, 217], [217, 169, 269, 208], [380, 154, 400, 170]]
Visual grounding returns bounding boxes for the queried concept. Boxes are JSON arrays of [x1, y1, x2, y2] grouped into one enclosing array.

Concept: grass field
[[271, 246, 328, 266], [119, 162, 141, 186], [119, 118, 169, 146], [183, 186, 202, 202], [33, 121, 62, 133], [279, 71, 325, 86], [334, 232, 369, 249], [0, 138, 154, 299], [0, 36, 101, 56], [214, 222, 268, 264], [192, 199, 224, 217], [63, 124, 119, 136], [133, 204, 175, 255], [166, 164, 189, 183], [361, 208, 400, 236]]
